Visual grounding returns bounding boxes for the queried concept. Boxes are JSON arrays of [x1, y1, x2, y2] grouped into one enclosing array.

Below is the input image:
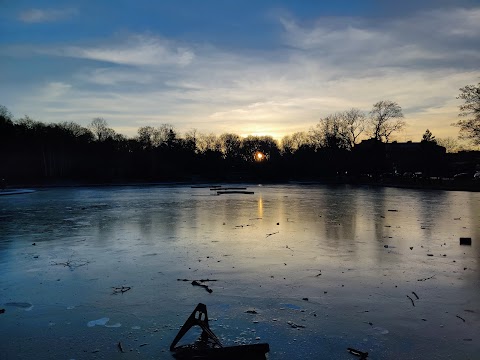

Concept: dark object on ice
[[459, 237, 472, 245], [347, 347, 369, 359], [0, 308, 5, 314], [210, 187, 247, 191], [112, 286, 131, 294], [117, 341, 125, 353], [387, 209, 398, 212], [287, 321, 305, 329], [383, 245, 388, 248], [52, 259, 89, 269], [178, 278, 218, 282], [217, 190, 254, 195], [266, 231, 279, 238], [412, 291, 419, 300], [407, 295, 415, 307], [417, 275, 435, 282], [170, 303, 270, 359], [191, 280, 213, 293], [456, 315, 466, 322], [4, 302, 32, 309], [302, 297, 309, 301]]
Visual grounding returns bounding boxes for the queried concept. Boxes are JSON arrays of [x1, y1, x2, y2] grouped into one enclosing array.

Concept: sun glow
[[255, 151, 265, 161]]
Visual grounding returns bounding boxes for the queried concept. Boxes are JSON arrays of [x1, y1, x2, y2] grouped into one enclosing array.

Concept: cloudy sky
[[1, 0, 479, 142]]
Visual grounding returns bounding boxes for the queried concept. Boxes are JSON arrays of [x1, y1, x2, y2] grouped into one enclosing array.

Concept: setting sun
[[255, 151, 265, 161]]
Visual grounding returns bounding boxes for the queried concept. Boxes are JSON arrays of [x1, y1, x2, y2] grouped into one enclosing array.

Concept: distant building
[[446, 150, 480, 176], [353, 139, 446, 176]]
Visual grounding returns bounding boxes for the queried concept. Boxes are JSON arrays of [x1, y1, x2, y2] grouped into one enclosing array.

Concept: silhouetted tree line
[[0, 97, 476, 186], [1, 106, 286, 184]]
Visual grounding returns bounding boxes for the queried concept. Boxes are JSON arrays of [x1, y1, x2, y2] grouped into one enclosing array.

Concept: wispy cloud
[[43, 82, 72, 98], [18, 8, 77, 23], [59, 35, 195, 67], [280, 7, 480, 71]]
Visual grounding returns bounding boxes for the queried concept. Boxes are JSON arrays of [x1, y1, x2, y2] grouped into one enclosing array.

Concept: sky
[[1, 0, 479, 143]]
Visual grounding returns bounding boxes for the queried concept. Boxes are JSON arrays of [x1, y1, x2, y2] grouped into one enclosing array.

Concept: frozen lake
[[1, 184, 479, 359]]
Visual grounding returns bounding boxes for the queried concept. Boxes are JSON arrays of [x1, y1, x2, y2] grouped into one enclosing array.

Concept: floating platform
[[216, 191, 254, 195], [210, 187, 247, 191]]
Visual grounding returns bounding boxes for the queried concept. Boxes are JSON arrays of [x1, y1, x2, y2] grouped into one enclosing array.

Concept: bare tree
[[89, 117, 115, 142], [16, 115, 41, 130], [137, 124, 177, 148], [197, 133, 220, 153], [154, 124, 176, 147], [369, 100, 405, 142], [137, 126, 156, 149], [454, 82, 480, 145], [343, 108, 367, 148], [184, 128, 198, 152], [310, 109, 366, 150], [280, 135, 294, 155], [0, 105, 14, 141], [437, 137, 461, 153], [0, 105, 13, 123], [59, 122, 94, 141], [219, 133, 241, 160], [280, 132, 310, 154], [311, 113, 350, 150], [291, 132, 310, 149]]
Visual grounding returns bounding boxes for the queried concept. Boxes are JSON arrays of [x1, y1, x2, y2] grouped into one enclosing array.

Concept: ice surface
[[4, 302, 33, 311], [0, 184, 479, 359]]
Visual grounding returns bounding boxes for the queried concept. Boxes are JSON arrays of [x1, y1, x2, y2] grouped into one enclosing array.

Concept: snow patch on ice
[[87, 317, 121, 328], [372, 326, 389, 335], [87, 317, 109, 327], [105, 323, 121, 328]]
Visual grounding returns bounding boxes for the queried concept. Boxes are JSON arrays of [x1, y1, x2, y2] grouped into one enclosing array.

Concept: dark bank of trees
[[0, 92, 478, 186], [0, 106, 288, 184]]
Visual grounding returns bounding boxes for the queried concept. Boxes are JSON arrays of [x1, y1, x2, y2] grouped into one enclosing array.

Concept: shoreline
[[1, 177, 479, 193]]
